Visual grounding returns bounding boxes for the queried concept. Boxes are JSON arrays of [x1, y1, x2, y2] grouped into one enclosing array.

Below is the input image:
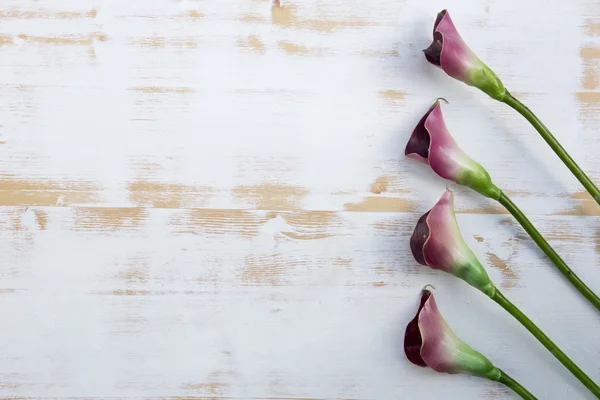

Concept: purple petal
[[423, 41, 442, 66], [423, 190, 467, 273], [424, 103, 475, 183], [433, 9, 447, 33], [406, 101, 499, 199], [405, 103, 437, 163], [419, 190, 496, 295], [422, 10, 446, 66], [424, 10, 505, 100], [435, 11, 478, 81], [416, 290, 500, 378], [404, 289, 431, 367], [410, 211, 430, 266], [418, 292, 460, 374]]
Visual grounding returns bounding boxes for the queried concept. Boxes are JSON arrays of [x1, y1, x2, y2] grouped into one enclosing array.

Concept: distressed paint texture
[[0, 0, 599, 399]]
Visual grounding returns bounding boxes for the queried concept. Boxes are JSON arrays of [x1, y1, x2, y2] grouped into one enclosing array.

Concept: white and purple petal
[[410, 190, 496, 296], [424, 102, 475, 183], [404, 288, 501, 380], [423, 10, 506, 100], [418, 290, 462, 373], [423, 190, 472, 271], [405, 100, 501, 199], [435, 10, 478, 82]]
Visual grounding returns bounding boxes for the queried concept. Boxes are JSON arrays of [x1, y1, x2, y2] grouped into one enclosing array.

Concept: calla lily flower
[[424, 10, 505, 100], [410, 189, 495, 296], [404, 287, 500, 379], [405, 99, 501, 199], [404, 288, 539, 400]]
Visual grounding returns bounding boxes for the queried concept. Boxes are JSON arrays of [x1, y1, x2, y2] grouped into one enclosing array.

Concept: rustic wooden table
[[1, 0, 599, 398]]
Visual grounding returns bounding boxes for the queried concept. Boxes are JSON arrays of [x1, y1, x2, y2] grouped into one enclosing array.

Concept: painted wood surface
[[0, 0, 599, 398]]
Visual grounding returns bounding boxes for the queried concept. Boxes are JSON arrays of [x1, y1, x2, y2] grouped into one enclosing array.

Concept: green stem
[[501, 92, 600, 206], [492, 290, 600, 398], [497, 191, 600, 311], [497, 370, 538, 400]]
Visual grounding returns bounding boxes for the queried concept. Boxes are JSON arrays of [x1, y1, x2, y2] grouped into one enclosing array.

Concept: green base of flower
[[456, 166, 501, 200], [453, 341, 500, 380], [455, 261, 496, 298], [467, 62, 506, 101]]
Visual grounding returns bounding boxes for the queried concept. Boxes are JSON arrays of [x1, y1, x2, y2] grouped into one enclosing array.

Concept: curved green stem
[[492, 290, 600, 398], [497, 370, 538, 400], [501, 92, 600, 206], [497, 191, 600, 311]]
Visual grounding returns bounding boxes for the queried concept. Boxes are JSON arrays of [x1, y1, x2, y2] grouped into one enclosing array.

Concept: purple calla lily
[[410, 189, 495, 296], [404, 287, 500, 379], [405, 99, 501, 199], [404, 287, 542, 399], [424, 10, 505, 100]]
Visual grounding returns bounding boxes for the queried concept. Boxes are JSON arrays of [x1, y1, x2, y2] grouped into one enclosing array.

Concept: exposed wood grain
[[233, 184, 308, 210], [0, 175, 102, 206], [580, 46, 600, 90], [0, 9, 98, 19], [17, 33, 107, 46], [343, 196, 414, 212]]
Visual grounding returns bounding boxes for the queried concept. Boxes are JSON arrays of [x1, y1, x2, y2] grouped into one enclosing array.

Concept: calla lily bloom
[[410, 189, 495, 296], [405, 99, 500, 199], [404, 288, 538, 399], [424, 10, 505, 100], [404, 287, 500, 379]]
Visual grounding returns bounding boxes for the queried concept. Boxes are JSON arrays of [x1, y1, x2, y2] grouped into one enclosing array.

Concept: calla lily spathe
[[405, 99, 500, 199], [410, 189, 495, 296], [404, 288, 539, 399], [424, 10, 505, 100], [405, 287, 500, 379]]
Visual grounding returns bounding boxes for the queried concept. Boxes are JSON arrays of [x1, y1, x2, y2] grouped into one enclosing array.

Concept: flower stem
[[501, 92, 600, 206], [497, 191, 600, 311], [492, 290, 600, 398], [497, 370, 538, 400]]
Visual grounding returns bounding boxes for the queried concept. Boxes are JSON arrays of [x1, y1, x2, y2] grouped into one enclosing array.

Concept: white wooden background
[[0, 0, 599, 399]]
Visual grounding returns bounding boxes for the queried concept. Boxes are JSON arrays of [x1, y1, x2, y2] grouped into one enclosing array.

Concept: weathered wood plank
[[0, 0, 599, 398]]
